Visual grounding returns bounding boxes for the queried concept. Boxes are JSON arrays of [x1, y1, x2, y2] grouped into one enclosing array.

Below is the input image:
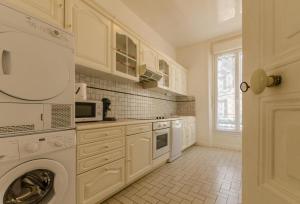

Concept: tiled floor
[[103, 146, 242, 204]]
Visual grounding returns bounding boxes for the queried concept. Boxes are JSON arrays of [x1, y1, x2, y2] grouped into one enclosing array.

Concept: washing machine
[[0, 130, 76, 204]]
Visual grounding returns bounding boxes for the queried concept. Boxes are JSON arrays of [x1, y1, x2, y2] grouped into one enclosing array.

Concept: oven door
[[153, 128, 170, 159]]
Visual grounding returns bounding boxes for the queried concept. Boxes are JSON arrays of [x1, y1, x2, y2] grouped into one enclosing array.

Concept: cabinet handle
[[105, 168, 119, 173]]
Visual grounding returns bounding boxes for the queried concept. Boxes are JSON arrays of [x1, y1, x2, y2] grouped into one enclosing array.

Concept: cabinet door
[[126, 132, 152, 184], [2, 0, 65, 27], [169, 64, 176, 91], [190, 117, 196, 145], [181, 68, 188, 95], [158, 56, 170, 89], [175, 66, 182, 94], [112, 24, 139, 81], [71, 0, 111, 73], [77, 159, 125, 204], [140, 43, 157, 72]]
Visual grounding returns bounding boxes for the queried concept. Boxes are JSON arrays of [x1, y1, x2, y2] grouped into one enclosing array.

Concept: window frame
[[213, 48, 242, 133]]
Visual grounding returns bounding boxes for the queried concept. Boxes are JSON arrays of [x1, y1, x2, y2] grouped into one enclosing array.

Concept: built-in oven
[[153, 121, 170, 159]]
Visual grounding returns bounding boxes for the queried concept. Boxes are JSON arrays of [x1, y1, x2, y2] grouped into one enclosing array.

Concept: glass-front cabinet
[[113, 24, 139, 81], [158, 56, 170, 89]]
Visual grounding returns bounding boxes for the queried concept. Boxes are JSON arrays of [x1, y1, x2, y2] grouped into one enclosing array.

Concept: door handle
[[240, 69, 282, 94]]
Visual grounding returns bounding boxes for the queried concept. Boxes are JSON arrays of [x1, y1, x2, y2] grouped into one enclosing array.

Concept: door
[[1, 0, 65, 27], [243, 0, 300, 203], [70, 0, 112, 73], [0, 7, 72, 101], [158, 56, 170, 89], [126, 132, 152, 184], [112, 24, 139, 81], [0, 159, 68, 204], [77, 159, 125, 204], [140, 42, 157, 72]]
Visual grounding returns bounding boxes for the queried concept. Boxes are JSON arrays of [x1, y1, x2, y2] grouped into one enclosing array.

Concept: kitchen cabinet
[[140, 42, 158, 72], [181, 117, 196, 150], [180, 67, 188, 95], [126, 131, 152, 184], [69, 0, 112, 73], [1, 0, 65, 27], [77, 159, 125, 204], [173, 65, 188, 95], [76, 125, 126, 204], [112, 24, 139, 81], [158, 56, 170, 89]]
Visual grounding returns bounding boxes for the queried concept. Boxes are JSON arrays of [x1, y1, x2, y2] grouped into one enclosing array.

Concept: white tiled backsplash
[[76, 72, 195, 119]]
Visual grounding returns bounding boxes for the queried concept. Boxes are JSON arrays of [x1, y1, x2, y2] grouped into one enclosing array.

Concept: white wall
[[95, 0, 176, 59], [177, 33, 242, 150]]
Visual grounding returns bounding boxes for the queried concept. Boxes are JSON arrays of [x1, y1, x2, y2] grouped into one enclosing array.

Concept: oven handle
[[153, 128, 169, 136]]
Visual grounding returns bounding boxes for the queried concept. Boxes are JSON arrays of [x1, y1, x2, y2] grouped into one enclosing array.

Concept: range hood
[[139, 65, 162, 83]]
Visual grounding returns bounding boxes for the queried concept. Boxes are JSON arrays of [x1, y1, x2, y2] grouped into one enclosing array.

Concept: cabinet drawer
[[77, 159, 125, 204], [77, 137, 125, 159], [126, 123, 152, 135], [77, 126, 125, 145], [77, 148, 125, 174]]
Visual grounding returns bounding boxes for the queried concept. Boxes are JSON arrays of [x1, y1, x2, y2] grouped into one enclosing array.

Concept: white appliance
[[153, 121, 170, 159], [75, 83, 87, 100], [0, 130, 76, 204], [169, 120, 183, 162], [0, 3, 75, 137], [75, 100, 103, 122]]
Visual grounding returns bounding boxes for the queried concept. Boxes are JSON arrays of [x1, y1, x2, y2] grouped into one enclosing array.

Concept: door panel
[[72, 0, 111, 73], [140, 43, 157, 72], [243, 0, 300, 203], [77, 159, 125, 204], [0, 28, 71, 101], [1, 0, 64, 27], [126, 132, 152, 184]]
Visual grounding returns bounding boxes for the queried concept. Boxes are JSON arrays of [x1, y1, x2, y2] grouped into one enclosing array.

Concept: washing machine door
[[0, 159, 68, 204]]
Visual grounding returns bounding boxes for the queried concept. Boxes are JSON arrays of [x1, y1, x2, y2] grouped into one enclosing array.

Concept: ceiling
[[120, 0, 242, 48]]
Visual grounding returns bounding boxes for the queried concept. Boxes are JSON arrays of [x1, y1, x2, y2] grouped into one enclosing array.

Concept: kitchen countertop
[[76, 117, 184, 130]]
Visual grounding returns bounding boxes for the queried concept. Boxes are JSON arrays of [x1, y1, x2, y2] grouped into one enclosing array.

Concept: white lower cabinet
[[181, 117, 196, 150], [77, 158, 125, 204], [126, 131, 152, 184]]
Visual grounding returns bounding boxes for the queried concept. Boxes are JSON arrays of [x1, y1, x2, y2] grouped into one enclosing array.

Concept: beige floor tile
[[102, 147, 241, 204]]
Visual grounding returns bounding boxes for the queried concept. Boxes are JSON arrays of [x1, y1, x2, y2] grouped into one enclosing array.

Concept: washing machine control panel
[[0, 130, 76, 161]]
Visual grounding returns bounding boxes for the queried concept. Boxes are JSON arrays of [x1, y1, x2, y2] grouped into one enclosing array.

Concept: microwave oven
[[75, 100, 103, 122]]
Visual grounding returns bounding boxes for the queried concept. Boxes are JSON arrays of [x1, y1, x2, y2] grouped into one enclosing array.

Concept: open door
[[243, 0, 300, 203]]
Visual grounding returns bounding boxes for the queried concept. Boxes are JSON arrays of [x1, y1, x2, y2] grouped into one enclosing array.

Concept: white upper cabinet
[[180, 67, 188, 95], [140, 42, 158, 72], [68, 0, 112, 73], [2, 0, 65, 27], [158, 56, 170, 89], [112, 24, 139, 81], [169, 64, 188, 95]]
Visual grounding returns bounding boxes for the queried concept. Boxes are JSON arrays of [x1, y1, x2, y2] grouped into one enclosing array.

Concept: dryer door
[[0, 26, 72, 101], [0, 159, 68, 204]]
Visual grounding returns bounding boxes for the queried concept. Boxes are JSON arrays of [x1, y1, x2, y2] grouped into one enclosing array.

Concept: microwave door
[[75, 102, 96, 118]]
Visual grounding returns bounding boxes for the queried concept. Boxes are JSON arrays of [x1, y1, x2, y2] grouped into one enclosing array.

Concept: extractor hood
[[139, 65, 162, 83]]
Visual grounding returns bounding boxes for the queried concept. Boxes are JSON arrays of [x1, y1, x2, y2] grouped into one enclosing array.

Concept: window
[[214, 50, 242, 132]]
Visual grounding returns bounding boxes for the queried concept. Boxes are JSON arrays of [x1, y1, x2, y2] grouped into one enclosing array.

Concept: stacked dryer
[[0, 3, 76, 204]]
